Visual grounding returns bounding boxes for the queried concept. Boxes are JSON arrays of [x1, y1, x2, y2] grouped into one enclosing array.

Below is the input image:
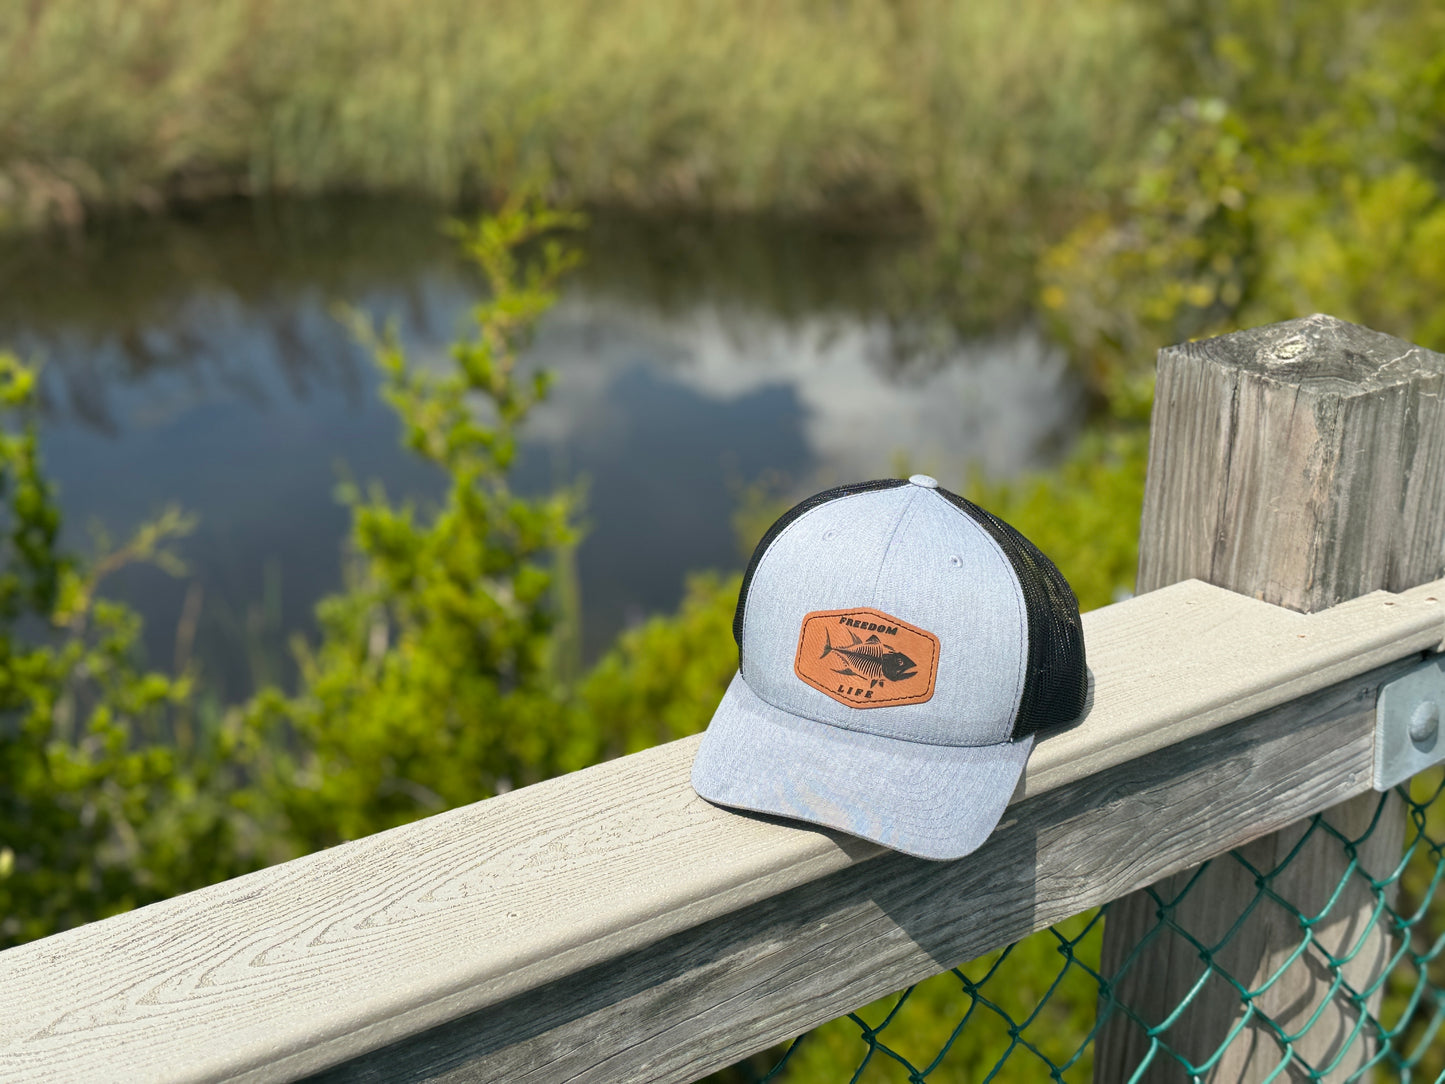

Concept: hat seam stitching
[[869, 486, 922, 603], [740, 484, 914, 676], [930, 492, 1028, 738], [738, 496, 855, 673]]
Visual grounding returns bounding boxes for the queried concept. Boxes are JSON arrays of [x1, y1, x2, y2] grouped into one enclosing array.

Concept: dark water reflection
[[0, 199, 1083, 700]]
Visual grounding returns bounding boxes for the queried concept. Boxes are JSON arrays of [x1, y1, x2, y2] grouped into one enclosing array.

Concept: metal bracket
[[1375, 653, 1445, 790]]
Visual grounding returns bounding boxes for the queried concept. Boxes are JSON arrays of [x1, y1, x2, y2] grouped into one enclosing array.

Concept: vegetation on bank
[[5, 0, 1444, 381], [0, 0, 1151, 235]]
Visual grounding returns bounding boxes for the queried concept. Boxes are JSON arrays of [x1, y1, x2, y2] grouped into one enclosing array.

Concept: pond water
[[0, 199, 1085, 700]]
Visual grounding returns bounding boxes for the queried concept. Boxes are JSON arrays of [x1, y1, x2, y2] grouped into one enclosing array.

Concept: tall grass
[[0, 0, 1157, 231]]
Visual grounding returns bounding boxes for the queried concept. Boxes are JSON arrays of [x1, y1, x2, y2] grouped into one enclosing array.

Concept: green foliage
[[0, 0, 1153, 234], [580, 573, 742, 758], [1041, 0, 1445, 389], [1375, 767, 1445, 1082], [964, 426, 1148, 614], [249, 198, 592, 850], [0, 353, 262, 949]]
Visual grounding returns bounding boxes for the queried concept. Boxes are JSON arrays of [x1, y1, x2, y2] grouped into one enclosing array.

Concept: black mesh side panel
[[936, 487, 1088, 740], [733, 478, 909, 649]]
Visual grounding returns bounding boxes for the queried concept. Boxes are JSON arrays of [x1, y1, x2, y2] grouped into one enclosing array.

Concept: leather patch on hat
[[794, 608, 940, 708]]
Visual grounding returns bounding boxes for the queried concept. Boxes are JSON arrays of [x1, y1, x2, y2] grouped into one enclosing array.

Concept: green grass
[[0, 0, 1155, 231]]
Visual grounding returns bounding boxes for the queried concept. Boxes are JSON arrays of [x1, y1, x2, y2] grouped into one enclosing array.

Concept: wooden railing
[[1, 314, 1443, 1084], [1, 578, 1440, 1083]]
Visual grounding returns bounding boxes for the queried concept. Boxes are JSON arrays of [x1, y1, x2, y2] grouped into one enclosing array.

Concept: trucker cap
[[691, 474, 1088, 860]]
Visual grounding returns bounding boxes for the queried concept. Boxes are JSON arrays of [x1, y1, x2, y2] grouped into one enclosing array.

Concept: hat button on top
[[908, 473, 939, 489]]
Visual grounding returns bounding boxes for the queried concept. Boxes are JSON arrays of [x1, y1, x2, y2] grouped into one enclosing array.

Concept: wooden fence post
[[1093, 314, 1445, 1081]]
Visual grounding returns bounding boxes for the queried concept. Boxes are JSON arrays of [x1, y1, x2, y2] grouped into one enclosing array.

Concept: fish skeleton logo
[[794, 608, 940, 708]]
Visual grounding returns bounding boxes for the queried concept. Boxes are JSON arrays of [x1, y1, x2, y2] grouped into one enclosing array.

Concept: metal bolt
[[1409, 700, 1440, 744]]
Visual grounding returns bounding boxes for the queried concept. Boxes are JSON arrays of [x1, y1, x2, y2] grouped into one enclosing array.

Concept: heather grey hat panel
[[692, 672, 1032, 861], [870, 490, 1027, 745], [738, 481, 913, 698], [740, 484, 1028, 747]]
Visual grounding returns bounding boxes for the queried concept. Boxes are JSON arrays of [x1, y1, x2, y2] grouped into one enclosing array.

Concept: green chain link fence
[[716, 768, 1445, 1083]]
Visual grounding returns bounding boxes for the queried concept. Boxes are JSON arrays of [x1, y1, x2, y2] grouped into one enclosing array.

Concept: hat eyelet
[[948, 554, 962, 567], [823, 529, 838, 542]]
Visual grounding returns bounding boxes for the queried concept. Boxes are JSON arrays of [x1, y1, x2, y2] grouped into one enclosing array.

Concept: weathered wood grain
[[1097, 314, 1445, 1083], [306, 661, 1415, 1084], [1017, 577, 1443, 802], [0, 577, 1440, 1083], [1136, 313, 1445, 612]]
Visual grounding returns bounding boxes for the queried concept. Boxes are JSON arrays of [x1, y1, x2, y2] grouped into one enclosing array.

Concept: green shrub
[[246, 199, 594, 850], [1041, 0, 1445, 388], [0, 353, 265, 948]]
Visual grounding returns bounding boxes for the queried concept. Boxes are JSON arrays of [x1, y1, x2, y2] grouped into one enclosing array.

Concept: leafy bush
[[1041, 0, 1445, 387], [246, 201, 596, 851], [0, 353, 264, 948]]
